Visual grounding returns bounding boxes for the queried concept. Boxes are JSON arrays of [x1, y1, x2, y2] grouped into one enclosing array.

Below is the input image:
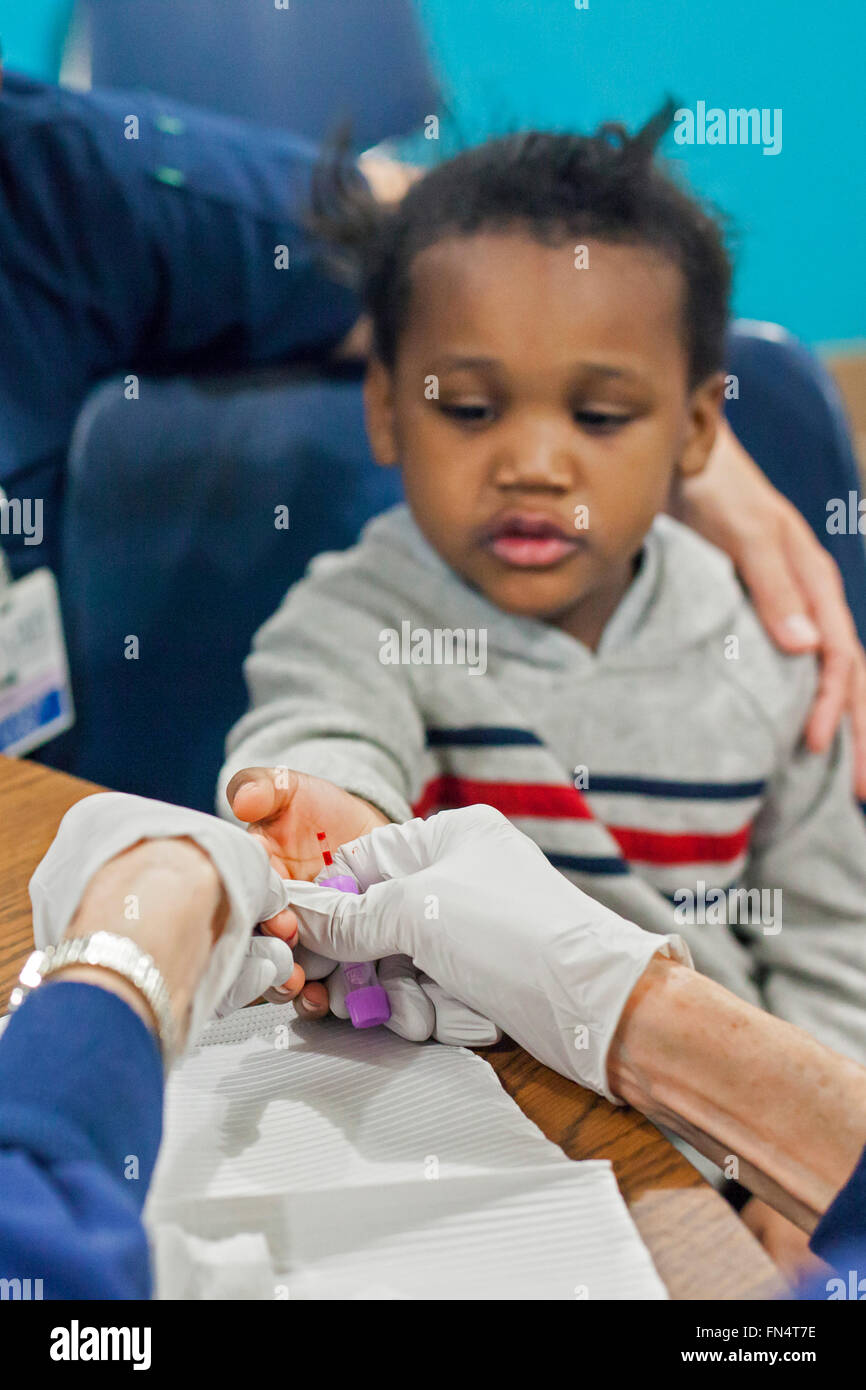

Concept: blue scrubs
[[809, 1149, 866, 1281], [0, 983, 162, 1299], [0, 72, 360, 576]]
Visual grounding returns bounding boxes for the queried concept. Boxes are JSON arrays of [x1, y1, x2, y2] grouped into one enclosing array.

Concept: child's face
[[365, 232, 723, 645]]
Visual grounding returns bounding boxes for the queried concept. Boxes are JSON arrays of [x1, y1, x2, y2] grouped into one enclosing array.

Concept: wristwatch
[[9, 931, 176, 1064]]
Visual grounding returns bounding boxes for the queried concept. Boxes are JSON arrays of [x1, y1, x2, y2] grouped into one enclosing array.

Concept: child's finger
[[248, 834, 291, 884], [271, 961, 306, 999], [227, 766, 298, 822], [261, 906, 299, 947], [293, 980, 330, 1018]]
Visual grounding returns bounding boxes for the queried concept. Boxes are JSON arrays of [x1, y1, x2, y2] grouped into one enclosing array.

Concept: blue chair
[[56, 323, 866, 811], [81, 0, 439, 147], [60, 367, 403, 810]]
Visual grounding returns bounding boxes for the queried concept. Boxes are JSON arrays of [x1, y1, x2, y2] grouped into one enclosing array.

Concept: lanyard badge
[[0, 503, 74, 756]]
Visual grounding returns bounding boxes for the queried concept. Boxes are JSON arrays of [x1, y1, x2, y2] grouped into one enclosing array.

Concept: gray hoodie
[[221, 504, 866, 1064]]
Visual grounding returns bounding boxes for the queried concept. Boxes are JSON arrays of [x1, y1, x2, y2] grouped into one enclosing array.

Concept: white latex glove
[[295, 944, 501, 1046], [29, 793, 294, 1047], [281, 806, 692, 1101], [214, 936, 296, 1020]]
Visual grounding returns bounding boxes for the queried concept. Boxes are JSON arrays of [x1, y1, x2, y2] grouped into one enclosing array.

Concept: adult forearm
[[607, 956, 866, 1231]]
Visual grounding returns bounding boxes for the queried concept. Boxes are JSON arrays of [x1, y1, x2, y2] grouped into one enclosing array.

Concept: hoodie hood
[[336, 504, 746, 672]]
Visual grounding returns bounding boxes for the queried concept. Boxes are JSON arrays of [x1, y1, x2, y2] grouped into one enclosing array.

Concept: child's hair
[[310, 100, 731, 389]]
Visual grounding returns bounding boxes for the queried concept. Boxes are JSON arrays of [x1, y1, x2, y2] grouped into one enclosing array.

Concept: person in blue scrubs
[[1, 797, 864, 1300], [0, 833, 218, 1300], [0, 70, 364, 579]]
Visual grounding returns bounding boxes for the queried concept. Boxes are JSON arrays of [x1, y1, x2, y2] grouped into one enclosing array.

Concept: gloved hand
[[226, 764, 499, 1043], [214, 936, 297, 1020], [29, 793, 296, 1047], [279, 806, 692, 1101], [290, 942, 501, 1046]]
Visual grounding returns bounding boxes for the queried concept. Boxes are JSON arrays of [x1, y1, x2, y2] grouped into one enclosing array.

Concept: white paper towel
[[145, 1003, 667, 1300]]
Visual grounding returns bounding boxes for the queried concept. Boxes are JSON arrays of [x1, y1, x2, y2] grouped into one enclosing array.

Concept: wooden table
[[0, 754, 785, 1300]]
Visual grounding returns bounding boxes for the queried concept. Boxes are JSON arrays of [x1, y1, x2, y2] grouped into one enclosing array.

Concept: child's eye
[[439, 401, 496, 426], [574, 409, 632, 433]]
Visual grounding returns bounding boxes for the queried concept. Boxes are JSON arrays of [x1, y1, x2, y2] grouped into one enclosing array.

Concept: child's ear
[[363, 357, 400, 467], [677, 371, 726, 480]]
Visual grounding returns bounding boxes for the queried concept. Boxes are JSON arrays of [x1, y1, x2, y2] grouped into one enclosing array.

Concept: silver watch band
[[10, 931, 176, 1064]]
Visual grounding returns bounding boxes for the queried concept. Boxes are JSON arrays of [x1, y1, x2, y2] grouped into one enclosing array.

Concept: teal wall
[[416, 0, 865, 347], [0, 0, 73, 80], [1, 1, 860, 345]]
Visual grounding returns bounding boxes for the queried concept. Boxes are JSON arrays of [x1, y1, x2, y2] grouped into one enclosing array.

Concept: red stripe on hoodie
[[413, 775, 753, 865]]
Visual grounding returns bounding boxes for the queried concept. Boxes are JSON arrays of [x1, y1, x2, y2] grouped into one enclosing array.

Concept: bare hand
[[673, 420, 866, 796], [227, 767, 389, 884]]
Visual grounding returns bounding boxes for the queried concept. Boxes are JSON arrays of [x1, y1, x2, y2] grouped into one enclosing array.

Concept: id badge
[[0, 567, 75, 756]]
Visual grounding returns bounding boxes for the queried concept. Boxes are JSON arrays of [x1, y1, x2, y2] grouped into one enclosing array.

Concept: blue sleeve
[[0, 982, 164, 1300], [0, 73, 361, 575], [809, 1144, 866, 1271]]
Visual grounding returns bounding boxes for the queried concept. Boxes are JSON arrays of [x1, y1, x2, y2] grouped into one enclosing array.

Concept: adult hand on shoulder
[[672, 419, 866, 797], [278, 805, 690, 1100]]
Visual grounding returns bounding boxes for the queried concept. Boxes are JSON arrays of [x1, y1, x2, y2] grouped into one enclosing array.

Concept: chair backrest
[[57, 325, 866, 809], [81, 0, 439, 147], [61, 369, 403, 809]]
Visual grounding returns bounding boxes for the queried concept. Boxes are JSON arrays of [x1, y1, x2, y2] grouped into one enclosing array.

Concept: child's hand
[[226, 767, 390, 1015], [224, 771, 500, 1041], [226, 767, 389, 887]]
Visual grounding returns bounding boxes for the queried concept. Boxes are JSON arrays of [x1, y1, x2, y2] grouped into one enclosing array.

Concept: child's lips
[[482, 513, 583, 569], [488, 534, 579, 567]]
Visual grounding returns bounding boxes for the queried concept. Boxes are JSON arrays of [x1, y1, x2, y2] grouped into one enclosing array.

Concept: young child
[[220, 107, 866, 1076]]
